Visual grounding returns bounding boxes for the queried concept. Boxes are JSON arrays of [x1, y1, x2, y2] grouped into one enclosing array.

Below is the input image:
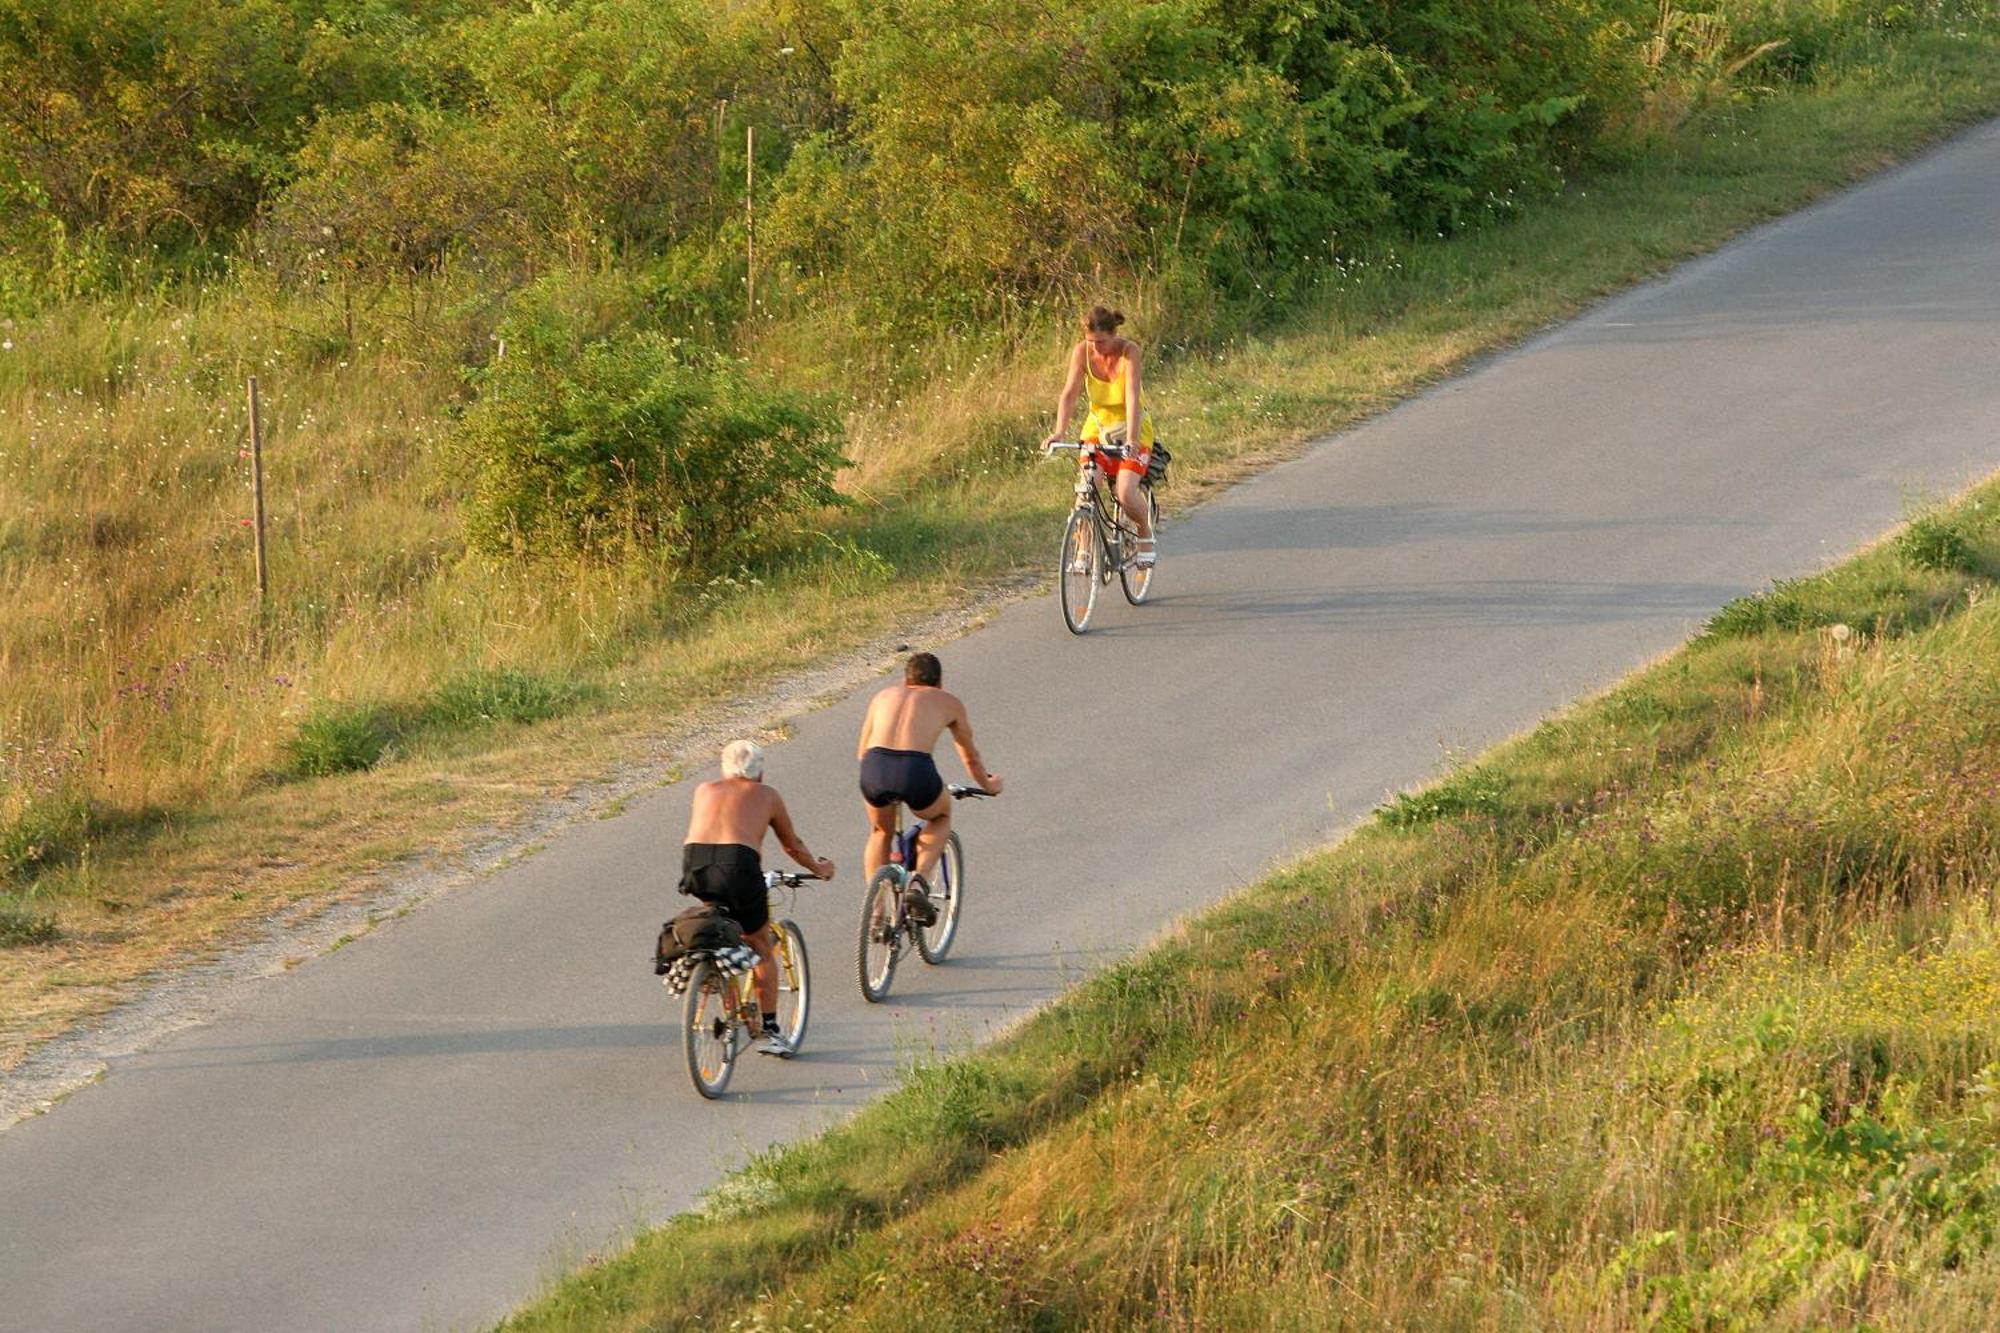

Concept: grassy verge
[[500, 478, 2000, 1327], [6, 20, 2000, 1065]]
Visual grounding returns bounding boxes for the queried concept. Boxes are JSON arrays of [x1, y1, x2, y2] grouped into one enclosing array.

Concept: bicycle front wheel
[[916, 831, 964, 964], [1120, 487, 1160, 605], [683, 961, 737, 1099], [773, 918, 811, 1052], [858, 868, 903, 1002], [1059, 508, 1099, 634]]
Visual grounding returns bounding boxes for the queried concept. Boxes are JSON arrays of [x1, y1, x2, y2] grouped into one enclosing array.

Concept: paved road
[[6, 121, 2000, 1332]]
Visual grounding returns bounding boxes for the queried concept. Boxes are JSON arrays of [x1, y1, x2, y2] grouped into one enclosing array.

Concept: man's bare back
[[857, 683, 966, 757], [684, 777, 785, 850], [684, 772, 831, 878]]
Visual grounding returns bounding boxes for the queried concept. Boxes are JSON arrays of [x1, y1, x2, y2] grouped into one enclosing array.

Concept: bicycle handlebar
[[949, 784, 996, 800], [763, 870, 827, 889]]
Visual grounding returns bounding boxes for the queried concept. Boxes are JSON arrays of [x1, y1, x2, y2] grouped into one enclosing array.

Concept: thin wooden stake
[[247, 376, 268, 609], [745, 123, 756, 317]]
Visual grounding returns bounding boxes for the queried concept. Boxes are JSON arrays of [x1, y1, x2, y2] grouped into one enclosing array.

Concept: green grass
[[500, 480, 2000, 1330], [7, 11, 2000, 1065]]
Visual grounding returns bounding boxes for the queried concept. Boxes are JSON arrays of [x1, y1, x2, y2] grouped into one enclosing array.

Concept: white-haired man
[[681, 739, 835, 1055]]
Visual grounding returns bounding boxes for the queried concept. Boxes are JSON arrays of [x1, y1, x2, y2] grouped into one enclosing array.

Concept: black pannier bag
[[653, 904, 745, 973]]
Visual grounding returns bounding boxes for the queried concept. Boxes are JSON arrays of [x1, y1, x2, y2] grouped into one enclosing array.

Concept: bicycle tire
[[916, 831, 964, 964], [858, 868, 903, 1002], [1059, 508, 1098, 634], [774, 919, 810, 1052], [1120, 487, 1160, 605], [683, 960, 736, 1099]]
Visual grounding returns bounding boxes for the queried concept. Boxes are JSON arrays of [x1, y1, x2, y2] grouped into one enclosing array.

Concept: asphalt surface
[[5, 120, 1999, 1332]]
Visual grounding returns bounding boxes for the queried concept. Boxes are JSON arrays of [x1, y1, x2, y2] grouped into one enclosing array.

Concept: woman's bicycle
[[666, 870, 819, 1099], [858, 784, 991, 1002], [1043, 440, 1161, 634]]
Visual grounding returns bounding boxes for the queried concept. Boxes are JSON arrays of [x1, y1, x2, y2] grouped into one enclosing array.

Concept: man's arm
[[945, 699, 1002, 794], [857, 691, 878, 761], [769, 794, 835, 878]]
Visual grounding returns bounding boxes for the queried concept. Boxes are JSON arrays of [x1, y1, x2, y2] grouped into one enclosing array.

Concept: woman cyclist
[[1043, 304, 1157, 567]]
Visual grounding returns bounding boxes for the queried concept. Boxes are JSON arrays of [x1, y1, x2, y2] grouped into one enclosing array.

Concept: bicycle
[[665, 870, 819, 1099], [1043, 440, 1161, 634], [858, 784, 991, 1002]]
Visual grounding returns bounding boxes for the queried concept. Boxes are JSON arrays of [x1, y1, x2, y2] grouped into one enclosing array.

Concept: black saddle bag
[[653, 904, 745, 974]]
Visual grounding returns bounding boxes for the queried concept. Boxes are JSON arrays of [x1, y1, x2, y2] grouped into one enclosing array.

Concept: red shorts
[[1090, 447, 1150, 481]]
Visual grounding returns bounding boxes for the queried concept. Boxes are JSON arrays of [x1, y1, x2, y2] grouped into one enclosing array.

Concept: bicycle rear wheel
[[773, 919, 810, 1052], [1120, 488, 1160, 605], [1059, 509, 1099, 634], [916, 831, 964, 964], [683, 961, 737, 1099], [858, 868, 903, 1002]]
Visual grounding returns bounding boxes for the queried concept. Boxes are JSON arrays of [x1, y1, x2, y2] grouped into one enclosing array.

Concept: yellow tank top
[[1083, 355, 1155, 448]]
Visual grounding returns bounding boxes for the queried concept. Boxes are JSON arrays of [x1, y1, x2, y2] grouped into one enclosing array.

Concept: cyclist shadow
[[1080, 577, 1741, 637], [708, 1078, 879, 1107]]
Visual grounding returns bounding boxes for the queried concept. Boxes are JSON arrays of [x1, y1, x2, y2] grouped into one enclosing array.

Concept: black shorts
[[680, 843, 767, 934], [859, 747, 945, 812]]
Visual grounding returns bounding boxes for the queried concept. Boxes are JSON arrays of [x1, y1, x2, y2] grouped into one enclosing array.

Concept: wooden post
[[247, 376, 268, 609], [745, 124, 756, 317]]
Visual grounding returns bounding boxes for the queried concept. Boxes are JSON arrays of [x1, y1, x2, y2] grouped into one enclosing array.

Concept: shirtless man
[[682, 739, 835, 1055], [857, 652, 1002, 918]]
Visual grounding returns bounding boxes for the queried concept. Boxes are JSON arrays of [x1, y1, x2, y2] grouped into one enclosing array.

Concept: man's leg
[[746, 924, 779, 1020], [910, 792, 952, 883], [1116, 469, 1153, 539], [863, 799, 899, 878]]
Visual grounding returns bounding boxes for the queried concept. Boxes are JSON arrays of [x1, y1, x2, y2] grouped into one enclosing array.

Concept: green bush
[[0, 897, 60, 948], [284, 703, 394, 778], [1898, 509, 1978, 573], [456, 316, 847, 565], [421, 668, 592, 730], [1378, 766, 1509, 827], [0, 790, 89, 882]]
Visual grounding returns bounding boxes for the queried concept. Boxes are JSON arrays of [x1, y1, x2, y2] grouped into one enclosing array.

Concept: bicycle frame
[[1056, 444, 1148, 572], [887, 793, 973, 891]]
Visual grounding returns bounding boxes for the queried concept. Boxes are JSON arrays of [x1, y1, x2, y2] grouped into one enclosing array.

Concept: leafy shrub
[[0, 791, 88, 882], [0, 898, 59, 948], [456, 319, 846, 565], [422, 668, 592, 730], [1378, 766, 1509, 827], [284, 703, 394, 778], [1898, 509, 1977, 573], [1701, 577, 1830, 639]]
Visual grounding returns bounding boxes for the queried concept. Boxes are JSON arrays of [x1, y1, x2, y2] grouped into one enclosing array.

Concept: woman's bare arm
[[1045, 342, 1087, 444], [1123, 342, 1143, 446]]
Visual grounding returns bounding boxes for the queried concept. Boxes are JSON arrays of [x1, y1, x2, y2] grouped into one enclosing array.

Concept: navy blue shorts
[[859, 747, 945, 812]]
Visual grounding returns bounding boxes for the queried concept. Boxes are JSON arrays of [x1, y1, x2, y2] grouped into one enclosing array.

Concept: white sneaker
[[757, 1030, 795, 1057], [1136, 539, 1157, 568]]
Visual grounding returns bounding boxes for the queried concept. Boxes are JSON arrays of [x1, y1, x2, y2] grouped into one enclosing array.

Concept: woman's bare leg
[[1116, 470, 1153, 539]]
